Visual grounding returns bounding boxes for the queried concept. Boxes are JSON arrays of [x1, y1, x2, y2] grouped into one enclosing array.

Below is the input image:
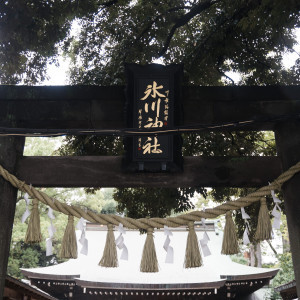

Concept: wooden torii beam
[[16, 156, 281, 188], [0, 85, 300, 299], [0, 85, 299, 130]]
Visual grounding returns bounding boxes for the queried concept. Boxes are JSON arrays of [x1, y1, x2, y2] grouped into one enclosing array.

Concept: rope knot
[[32, 198, 39, 208], [260, 197, 267, 205], [68, 215, 74, 223], [225, 211, 231, 219], [187, 222, 194, 230], [147, 228, 154, 235], [107, 224, 114, 231]]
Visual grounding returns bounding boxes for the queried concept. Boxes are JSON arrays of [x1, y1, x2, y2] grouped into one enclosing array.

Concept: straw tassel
[[254, 198, 272, 241], [60, 215, 78, 259], [140, 228, 158, 273], [184, 222, 202, 268], [99, 224, 118, 268], [25, 198, 42, 243], [221, 211, 239, 255]]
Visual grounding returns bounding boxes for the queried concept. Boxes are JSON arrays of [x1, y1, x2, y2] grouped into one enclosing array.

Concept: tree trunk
[[250, 242, 262, 267], [250, 244, 255, 267], [282, 235, 290, 253], [0, 136, 25, 299], [275, 120, 300, 297], [255, 242, 262, 268]]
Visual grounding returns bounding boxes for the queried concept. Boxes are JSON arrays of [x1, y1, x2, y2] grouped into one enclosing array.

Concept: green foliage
[[64, 0, 299, 86], [195, 193, 211, 210], [2, 1, 299, 84], [8, 241, 50, 279], [230, 254, 249, 266], [24, 137, 64, 156], [59, 135, 123, 156], [114, 187, 198, 219], [101, 188, 117, 214], [182, 131, 276, 157], [265, 252, 295, 300], [0, 0, 101, 84]]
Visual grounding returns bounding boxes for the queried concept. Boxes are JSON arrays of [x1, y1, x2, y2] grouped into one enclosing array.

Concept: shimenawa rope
[[0, 161, 299, 230]]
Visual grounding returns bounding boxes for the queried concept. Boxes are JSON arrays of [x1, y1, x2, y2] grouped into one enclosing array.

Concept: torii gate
[[0, 84, 300, 298]]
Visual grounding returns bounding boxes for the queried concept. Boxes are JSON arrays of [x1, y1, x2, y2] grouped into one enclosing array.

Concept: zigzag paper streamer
[[163, 226, 174, 263], [46, 238, 53, 256], [243, 224, 251, 245], [21, 193, 31, 223], [199, 217, 211, 257], [76, 218, 88, 255], [241, 207, 251, 245], [271, 189, 282, 230], [271, 189, 281, 203], [47, 207, 55, 220], [115, 223, 128, 260], [46, 207, 56, 256], [200, 230, 211, 257], [241, 207, 250, 220]]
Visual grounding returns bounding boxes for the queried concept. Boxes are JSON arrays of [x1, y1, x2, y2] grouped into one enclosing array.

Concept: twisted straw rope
[[1, 161, 300, 230]]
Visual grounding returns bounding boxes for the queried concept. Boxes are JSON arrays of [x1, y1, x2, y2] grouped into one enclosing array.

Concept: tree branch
[[242, 35, 273, 70], [280, 35, 300, 57], [136, 7, 191, 46], [216, 57, 236, 85], [123, 6, 191, 61], [267, 240, 278, 256], [216, 68, 236, 85], [157, 0, 221, 58], [186, 0, 263, 67]]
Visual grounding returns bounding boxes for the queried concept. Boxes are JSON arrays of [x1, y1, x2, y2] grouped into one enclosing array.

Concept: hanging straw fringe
[[140, 228, 158, 273], [25, 198, 42, 243], [221, 211, 239, 255], [60, 215, 78, 259], [99, 224, 118, 268], [254, 198, 272, 241], [184, 222, 202, 268]]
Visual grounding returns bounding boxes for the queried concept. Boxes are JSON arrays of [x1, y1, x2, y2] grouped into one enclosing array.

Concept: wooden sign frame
[[124, 63, 183, 172]]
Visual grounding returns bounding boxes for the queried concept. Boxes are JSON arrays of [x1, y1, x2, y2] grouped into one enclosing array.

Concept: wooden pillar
[[275, 120, 300, 297], [0, 136, 25, 299]]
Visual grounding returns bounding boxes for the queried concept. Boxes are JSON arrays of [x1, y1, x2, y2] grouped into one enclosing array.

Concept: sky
[[282, 28, 300, 68]]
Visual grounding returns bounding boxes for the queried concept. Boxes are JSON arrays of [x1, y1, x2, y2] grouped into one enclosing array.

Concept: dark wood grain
[[16, 156, 281, 188], [0, 136, 24, 299]]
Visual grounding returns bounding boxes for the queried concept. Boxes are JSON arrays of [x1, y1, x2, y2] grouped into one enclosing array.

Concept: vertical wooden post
[[275, 120, 300, 297], [0, 136, 25, 299]]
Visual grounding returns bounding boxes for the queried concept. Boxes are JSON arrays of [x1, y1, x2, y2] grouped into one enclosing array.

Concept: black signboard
[[124, 64, 183, 172]]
